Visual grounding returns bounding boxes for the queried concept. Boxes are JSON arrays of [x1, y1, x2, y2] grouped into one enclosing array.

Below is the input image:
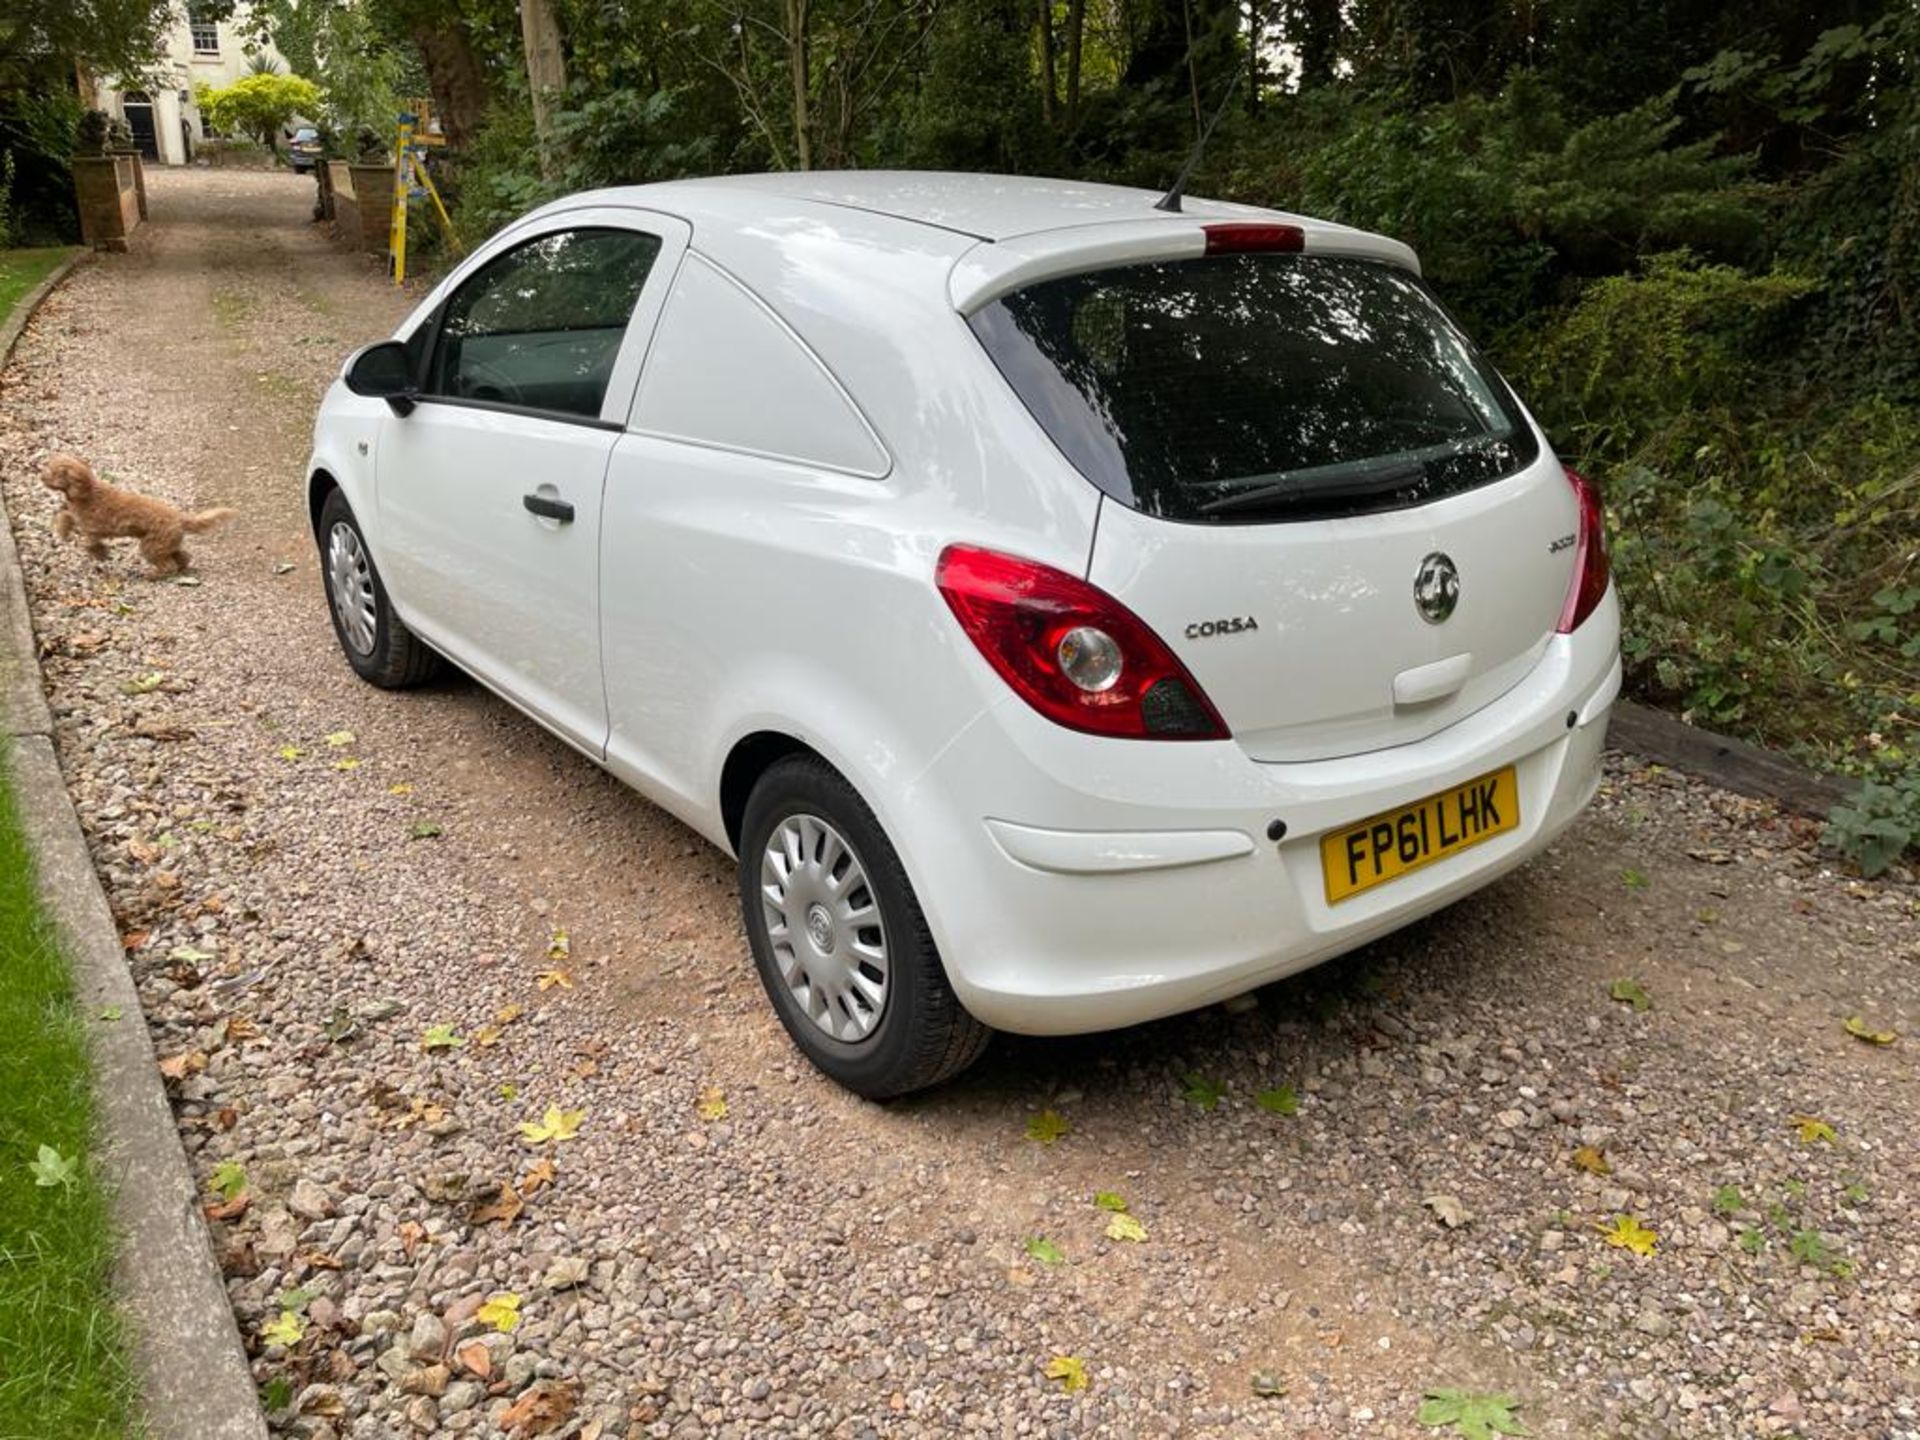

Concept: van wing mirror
[[344, 340, 417, 415]]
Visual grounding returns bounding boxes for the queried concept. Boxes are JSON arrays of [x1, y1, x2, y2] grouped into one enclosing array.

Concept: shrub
[[195, 73, 324, 152]]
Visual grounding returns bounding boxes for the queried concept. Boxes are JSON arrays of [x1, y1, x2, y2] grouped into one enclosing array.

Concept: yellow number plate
[[1321, 766, 1520, 905]]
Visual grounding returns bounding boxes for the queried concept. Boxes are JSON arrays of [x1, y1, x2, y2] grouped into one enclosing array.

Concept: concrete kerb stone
[[1, 249, 269, 1440]]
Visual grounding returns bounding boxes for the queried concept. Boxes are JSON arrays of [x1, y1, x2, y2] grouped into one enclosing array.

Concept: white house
[[92, 3, 290, 166]]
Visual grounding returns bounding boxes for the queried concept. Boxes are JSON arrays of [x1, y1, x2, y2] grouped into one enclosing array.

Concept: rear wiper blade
[[1197, 461, 1428, 517]]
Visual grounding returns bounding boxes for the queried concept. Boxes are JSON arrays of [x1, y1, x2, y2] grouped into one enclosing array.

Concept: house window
[[188, 7, 219, 54]]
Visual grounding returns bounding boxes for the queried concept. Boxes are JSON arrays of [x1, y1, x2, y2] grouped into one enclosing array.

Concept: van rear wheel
[[738, 755, 990, 1097]]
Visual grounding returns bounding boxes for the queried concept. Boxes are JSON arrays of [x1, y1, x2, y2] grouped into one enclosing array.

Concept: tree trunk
[[1245, 0, 1261, 113], [519, 0, 568, 178], [1064, 0, 1084, 121], [1292, 0, 1342, 90], [785, 0, 812, 170], [410, 20, 491, 151], [1037, 0, 1056, 126]]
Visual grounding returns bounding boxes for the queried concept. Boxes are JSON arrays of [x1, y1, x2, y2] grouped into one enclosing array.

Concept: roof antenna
[[1154, 65, 1242, 213]]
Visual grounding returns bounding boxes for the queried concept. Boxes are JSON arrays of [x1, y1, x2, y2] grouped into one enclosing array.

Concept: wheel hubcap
[[326, 522, 377, 657], [760, 813, 889, 1043]]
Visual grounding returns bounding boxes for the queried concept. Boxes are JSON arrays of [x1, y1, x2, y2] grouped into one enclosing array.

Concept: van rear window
[[969, 253, 1538, 523]]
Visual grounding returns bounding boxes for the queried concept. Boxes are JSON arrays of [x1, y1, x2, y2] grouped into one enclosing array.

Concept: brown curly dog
[[41, 453, 237, 578]]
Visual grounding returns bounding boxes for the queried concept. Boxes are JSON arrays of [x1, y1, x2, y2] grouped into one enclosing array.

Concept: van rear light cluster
[[935, 545, 1229, 740], [1203, 222, 1305, 255], [1555, 464, 1611, 633]]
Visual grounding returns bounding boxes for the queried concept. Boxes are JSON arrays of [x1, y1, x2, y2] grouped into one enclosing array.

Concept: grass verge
[[0, 247, 74, 320], [0, 765, 132, 1435]]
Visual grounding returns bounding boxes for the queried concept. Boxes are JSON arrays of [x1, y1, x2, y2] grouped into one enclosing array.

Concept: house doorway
[[123, 93, 159, 160]]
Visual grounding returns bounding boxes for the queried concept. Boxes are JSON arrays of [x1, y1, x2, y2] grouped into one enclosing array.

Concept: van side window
[[633, 255, 888, 477], [427, 228, 662, 421]]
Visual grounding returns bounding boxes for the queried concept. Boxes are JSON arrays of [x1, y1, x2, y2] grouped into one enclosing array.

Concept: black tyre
[[739, 755, 991, 1097], [316, 488, 444, 688]]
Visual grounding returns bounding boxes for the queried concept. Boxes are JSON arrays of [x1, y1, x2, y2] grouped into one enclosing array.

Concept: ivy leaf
[[1608, 979, 1651, 1012], [277, 1286, 316, 1315], [1842, 1017, 1897, 1045], [695, 1087, 728, 1122], [1415, 1387, 1527, 1438], [1599, 1214, 1658, 1256], [476, 1292, 521, 1333], [29, 1144, 78, 1188], [1570, 1145, 1611, 1176], [1024, 1236, 1065, 1265], [209, 1160, 248, 1202], [1043, 1355, 1088, 1393], [1255, 1085, 1299, 1116], [1025, 1109, 1070, 1144], [260, 1312, 305, 1347], [1790, 1114, 1836, 1145], [518, 1105, 585, 1145], [1093, 1191, 1129, 1212], [1105, 1212, 1148, 1243], [420, 1024, 466, 1052], [1181, 1074, 1226, 1110]]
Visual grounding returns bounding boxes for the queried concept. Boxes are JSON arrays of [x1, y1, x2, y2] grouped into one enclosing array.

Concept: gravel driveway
[[1, 169, 1916, 1440]]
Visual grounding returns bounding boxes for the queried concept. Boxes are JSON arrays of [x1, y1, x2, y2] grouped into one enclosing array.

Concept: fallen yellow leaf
[[1044, 1355, 1089, 1393], [476, 1292, 521, 1333], [518, 1105, 585, 1145], [696, 1086, 728, 1122], [1571, 1145, 1612, 1176], [536, 968, 574, 991], [1599, 1214, 1658, 1256], [1105, 1212, 1148, 1243], [1790, 1114, 1837, 1145], [1843, 1017, 1897, 1046]]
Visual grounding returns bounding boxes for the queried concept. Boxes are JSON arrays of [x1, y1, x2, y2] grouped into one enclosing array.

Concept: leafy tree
[[195, 72, 324, 152], [0, 0, 187, 91]]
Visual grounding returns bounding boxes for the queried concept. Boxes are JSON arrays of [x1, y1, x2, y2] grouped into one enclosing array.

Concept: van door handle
[[523, 493, 574, 524]]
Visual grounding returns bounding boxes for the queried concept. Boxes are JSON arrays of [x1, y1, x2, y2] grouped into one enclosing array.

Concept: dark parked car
[[288, 127, 323, 174]]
